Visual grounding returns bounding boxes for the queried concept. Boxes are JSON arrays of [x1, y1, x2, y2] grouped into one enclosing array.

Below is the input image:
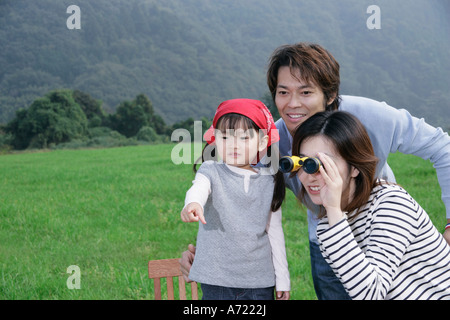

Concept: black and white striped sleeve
[[317, 189, 419, 300]]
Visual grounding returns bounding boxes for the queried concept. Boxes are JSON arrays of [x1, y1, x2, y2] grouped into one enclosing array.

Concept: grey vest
[[189, 161, 276, 288]]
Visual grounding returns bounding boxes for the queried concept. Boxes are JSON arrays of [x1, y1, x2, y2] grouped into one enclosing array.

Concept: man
[[180, 43, 450, 299]]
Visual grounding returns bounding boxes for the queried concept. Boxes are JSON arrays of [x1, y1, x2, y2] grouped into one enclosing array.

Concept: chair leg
[[179, 276, 187, 300], [153, 278, 162, 300], [167, 277, 175, 300], [191, 282, 198, 300]]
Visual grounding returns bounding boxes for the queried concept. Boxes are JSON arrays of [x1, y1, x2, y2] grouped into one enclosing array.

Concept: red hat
[[204, 99, 279, 146]]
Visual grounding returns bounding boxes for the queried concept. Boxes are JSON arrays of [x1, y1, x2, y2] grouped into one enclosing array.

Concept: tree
[[133, 93, 169, 135], [5, 90, 88, 149], [109, 93, 168, 138], [109, 100, 147, 138], [72, 89, 106, 127], [170, 116, 212, 142]]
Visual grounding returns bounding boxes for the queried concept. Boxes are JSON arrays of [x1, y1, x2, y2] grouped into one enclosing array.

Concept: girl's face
[[215, 126, 268, 171], [297, 135, 359, 209], [275, 66, 335, 136]]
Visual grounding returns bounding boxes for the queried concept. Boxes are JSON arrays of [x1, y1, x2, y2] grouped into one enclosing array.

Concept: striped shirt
[[317, 183, 450, 300]]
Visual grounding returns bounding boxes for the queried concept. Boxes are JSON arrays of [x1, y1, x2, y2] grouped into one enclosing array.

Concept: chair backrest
[[148, 258, 198, 300]]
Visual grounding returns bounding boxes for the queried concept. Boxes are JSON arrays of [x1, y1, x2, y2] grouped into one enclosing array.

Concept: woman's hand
[[317, 152, 345, 226]]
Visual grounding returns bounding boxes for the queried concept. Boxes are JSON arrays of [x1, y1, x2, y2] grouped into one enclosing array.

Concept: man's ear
[[327, 93, 337, 106]]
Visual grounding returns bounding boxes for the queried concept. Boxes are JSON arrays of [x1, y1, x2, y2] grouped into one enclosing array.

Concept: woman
[[292, 110, 450, 300]]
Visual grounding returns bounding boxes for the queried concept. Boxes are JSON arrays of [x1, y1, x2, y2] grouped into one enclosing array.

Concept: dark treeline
[[0, 89, 213, 151]]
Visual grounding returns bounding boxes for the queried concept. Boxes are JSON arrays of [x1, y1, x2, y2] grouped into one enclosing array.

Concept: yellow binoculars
[[279, 156, 322, 174]]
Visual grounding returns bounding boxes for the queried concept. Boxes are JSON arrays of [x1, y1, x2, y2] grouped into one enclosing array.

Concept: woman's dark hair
[[267, 42, 341, 111], [194, 113, 285, 212], [292, 111, 379, 220]]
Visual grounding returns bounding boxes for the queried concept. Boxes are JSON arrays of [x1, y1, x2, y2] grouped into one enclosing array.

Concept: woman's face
[[297, 135, 359, 209], [275, 66, 334, 135]]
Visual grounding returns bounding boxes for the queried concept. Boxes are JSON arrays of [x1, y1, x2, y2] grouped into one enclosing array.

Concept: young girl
[[180, 99, 290, 300], [292, 111, 450, 300]]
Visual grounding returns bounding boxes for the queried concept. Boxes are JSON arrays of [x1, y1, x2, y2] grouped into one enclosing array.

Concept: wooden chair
[[148, 258, 198, 300]]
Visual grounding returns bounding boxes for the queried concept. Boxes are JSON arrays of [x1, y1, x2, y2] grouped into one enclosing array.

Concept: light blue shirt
[[275, 95, 450, 243]]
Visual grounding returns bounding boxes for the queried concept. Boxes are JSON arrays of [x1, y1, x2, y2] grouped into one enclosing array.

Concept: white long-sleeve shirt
[[185, 163, 290, 291]]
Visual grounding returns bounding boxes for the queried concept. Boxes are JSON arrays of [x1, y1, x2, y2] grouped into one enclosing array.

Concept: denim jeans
[[201, 283, 274, 300], [310, 241, 351, 300]]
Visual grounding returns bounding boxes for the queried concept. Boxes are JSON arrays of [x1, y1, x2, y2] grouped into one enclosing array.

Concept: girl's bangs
[[215, 113, 259, 133]]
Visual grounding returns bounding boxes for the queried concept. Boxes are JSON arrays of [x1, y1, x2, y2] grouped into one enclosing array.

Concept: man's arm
[[389, 109, 450, 243], [179, 244, 196, 282], [341, 95, 450, 242]]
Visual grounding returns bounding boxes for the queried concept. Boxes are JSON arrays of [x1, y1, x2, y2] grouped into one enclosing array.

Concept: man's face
[[275, 66, 332, 135]]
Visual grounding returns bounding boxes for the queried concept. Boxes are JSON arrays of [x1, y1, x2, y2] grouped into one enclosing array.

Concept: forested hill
[[0, 0, 449, 127]]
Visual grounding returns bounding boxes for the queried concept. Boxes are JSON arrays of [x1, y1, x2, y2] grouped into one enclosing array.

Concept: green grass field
[[0, 144, 446, 300]]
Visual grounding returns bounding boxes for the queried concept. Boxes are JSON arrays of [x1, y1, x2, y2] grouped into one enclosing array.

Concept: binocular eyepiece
[[279, 156, 322, 174]]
